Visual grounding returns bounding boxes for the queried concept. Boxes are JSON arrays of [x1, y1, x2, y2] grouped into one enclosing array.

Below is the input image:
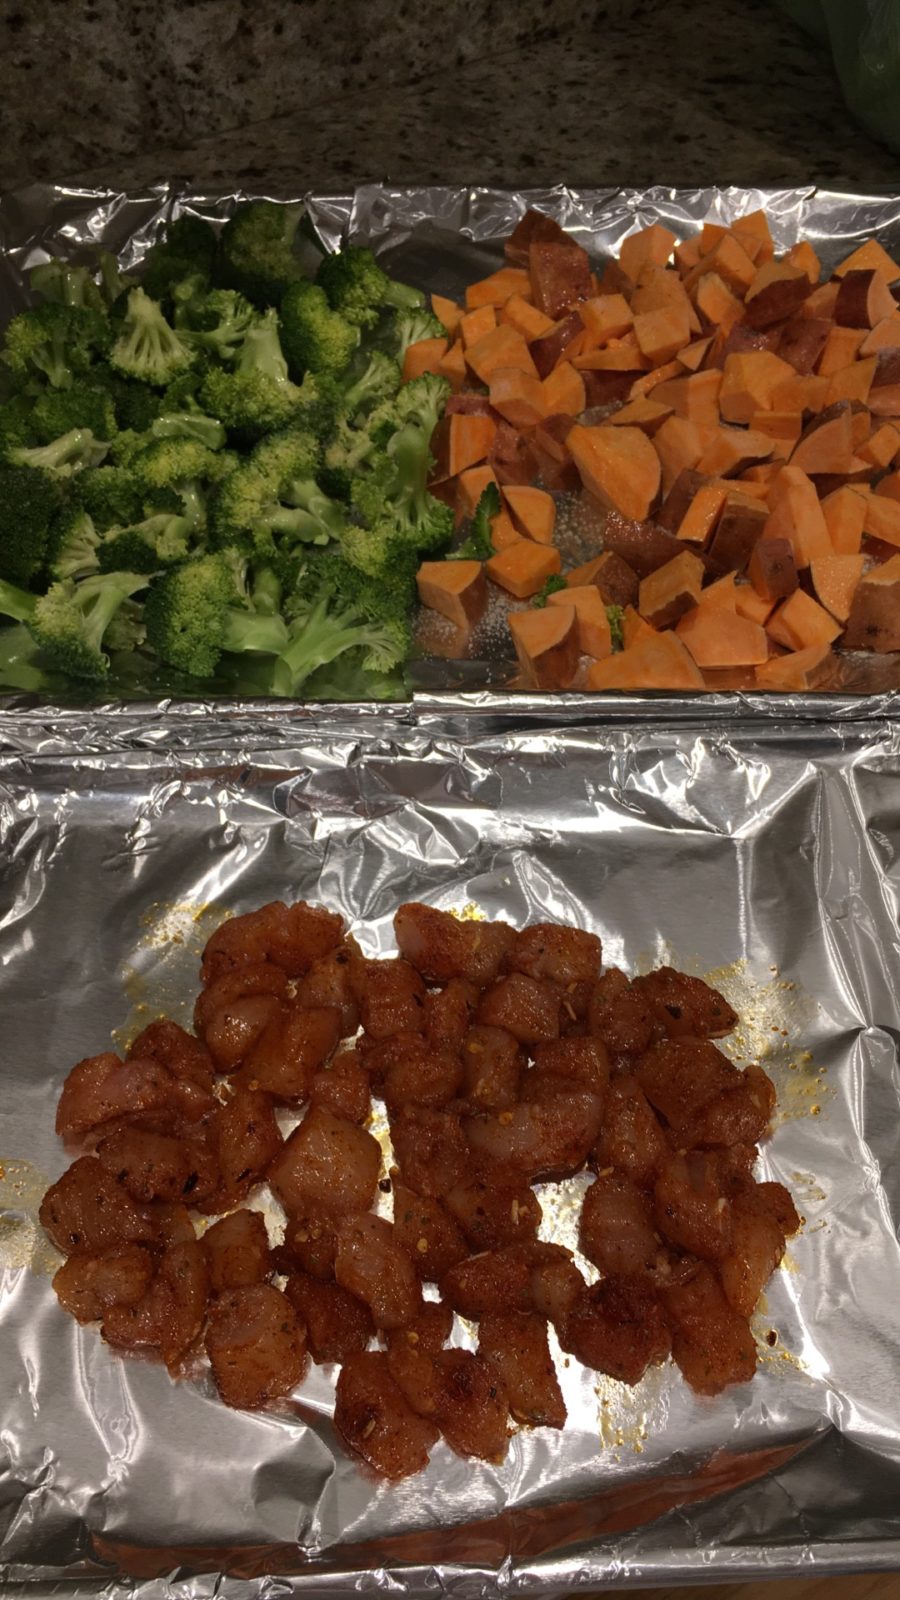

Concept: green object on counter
[[779, 0, 900, 154]]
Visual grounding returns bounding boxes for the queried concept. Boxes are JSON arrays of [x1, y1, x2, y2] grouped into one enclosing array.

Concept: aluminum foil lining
[[2, 711, 900, 1595], [1, 181, 900, 718]]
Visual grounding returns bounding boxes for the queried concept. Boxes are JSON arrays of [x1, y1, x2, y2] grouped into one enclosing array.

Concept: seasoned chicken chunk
[[335, 1351, 439, 1480], [96, 1127, 194, 1204], [662, 1264, 757, 1395], [592, 1075, 669, 1189], [560, 1277, 671, 1385], [580, 1173, 670, 1282], [276, 1215, 339, 1281], [308, 1049, 371, 1125], [284, 1271, 374, 1365], [380, 1036, 464, 1114], [201, 900, 343, 983], [128, 1019, 215, 1097], [53, 1244, 154, 1324], [460, 1025, 523, 1112], [630, 967, 737, 1040], [202, 993, 285, 1074], [433, 1350, 511, 1462], [464, 1091, 604, 1182], [204, 1209, 272, 1293], [209, 1087, 282, 1207], [392, 1182, 469, 1283], [508, 923, 602, 986], [56, 1054, 177, 1143], [268, 1107, 381, 1218], [206, 1283, 307, 1407], [477, 973, 561, 1045], [654, 1153, 734, 1262], [194, 962, 289, 1036], [334, 1213, 423, 1330], [236, 1003, 341, 1101], [587, 969, 659, 1056], [103, 1239, 210, 1372], [40, 1156, 155, 1256], [479, 1311, 566, 1429], [634, 1037, 740, 1137], [295, 942, 360, 1037], [425, 979, 480, 1051], [525, 1036, 610, 1105], [442, 1242, 574, 1318], [394, 902, 515, 987], [718, 1182, 797, 1317], [444, 1172, 541, 1253], [389, 1106, 469, 1199]]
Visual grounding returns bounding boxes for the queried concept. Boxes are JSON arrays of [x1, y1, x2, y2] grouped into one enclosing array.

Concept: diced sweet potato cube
[[860, 314, 900, 355], [403, 337, 448, 383], [743, 261, 811, 327], [706, 495, 768, 575], [548, 584, 611, 658], [755, 643, 837, 689], [567, 550, 639, 607], [864, 491, 900, 549], [810, 553, 865, 622], [529, 310, 586, 377], [569, 423, 661, 521], [763, 466, 832, 567], [459, 304, 496, 348], [784, 239, 820, 281], [638, 549, 705, 628], [466, 324, 538, 385], [622, 605, 657, 647], [605, 396, 673, 434], [824, 357, 877, 408], [834, 239, 900, 283], [432, 294, 463, 336], [542, 359, 585, 417], [777, 316, 830, 375], [790, 407, 855, 477], [586, 629, 704, 690], [697, 426, 775, 479], [677, 604, 768, 667], [769, 373, 829, 414], [652, 369, 723, 429], [859, 422, 900, 468], [675, 482, 728, 544], [653, 416, 707, 495], [748, 536, 799, 602], [416, 559, 487, 633], [500, 293, 555, 340], [456, 464, 499, 519], [843, 555, 900, 650], [822, 486, 867, 554], [835, 268, 897, 329], [633, 304, 691, 366], [431, 412, 497, 480], [618, 223, 675, 283], [486, 539, 561, 599], [719, 351, 796, 424], [509, 601, 576, 688], [502, 484, 556, 545], [579, 293, 634, 346], [466, 266, 531, 310], [768, 589, 842, 651], [674, 235, 703, 274]]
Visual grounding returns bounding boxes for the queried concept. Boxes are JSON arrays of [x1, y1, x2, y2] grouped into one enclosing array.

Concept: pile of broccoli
[[0, 202, 454, 698]]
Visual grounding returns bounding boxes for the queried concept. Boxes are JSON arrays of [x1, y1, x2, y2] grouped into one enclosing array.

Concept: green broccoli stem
[[81, 580, 142, 656], [10, 429, 110, 476], [251, 566, 283, 616], [278, 477, 346, 539], [150, 413, 227, 449], [272, 598, 369, 694], [238, 311, 291, 383], [220, 608, 289, 655], [0, 578, 38, 625], [382, 280, 426, 312]]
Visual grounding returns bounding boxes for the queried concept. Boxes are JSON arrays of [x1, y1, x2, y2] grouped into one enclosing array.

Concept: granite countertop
[[1, 0, 898, 197]]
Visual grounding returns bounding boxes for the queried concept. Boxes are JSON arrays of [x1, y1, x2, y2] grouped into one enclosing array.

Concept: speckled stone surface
[[1, 0, 898, 195]]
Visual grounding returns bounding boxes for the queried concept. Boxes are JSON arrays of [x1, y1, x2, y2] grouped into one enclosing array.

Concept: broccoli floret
[[140, 215, 218, 302], [0, 464, 62, 587], [270, 595, 408, 697], [7, 428, 110, 476], [3, 303, 110, 389], [384, 372, 450, 440], [279, 281, 359, 378], [30, 258, 104, 311], [316, 245, 424, 329], [391, 305, 445, 362], [98, 510, 194, 574], [162, 362, 210, 411], [31, 570, 149, 680], [341, 350, 402, 418], [607, 603, 625, 651], [30, 383, 118, 445], [350, 418, 452, 544], [97, 251, 128, 308], [175, 286, 258, 362], [451, 483, 501, 560], [109, 288, 196, 387], [216, 201, 305, 308], [77, 464, 146, 530], [131, 435, 220, 526], [149, 412, 227, 449], [91, 371, 163, 433], [48, 507, 102, 581], [0, 623, 51, 693], [198, 308, 304, 443], [211, 463, 342, 555], [103, 597, 147, 654], [0, 393, 37, 452], [143, 550, 288, 677], [318, 373, 447, 503], [532, 574, 568, 608]]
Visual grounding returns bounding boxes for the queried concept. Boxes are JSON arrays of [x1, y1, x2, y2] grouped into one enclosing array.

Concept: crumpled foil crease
[[1, 186, 900, 1597]]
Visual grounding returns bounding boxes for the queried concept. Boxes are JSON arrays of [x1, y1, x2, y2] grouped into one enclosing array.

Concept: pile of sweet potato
[[412, 207, 900, 691]]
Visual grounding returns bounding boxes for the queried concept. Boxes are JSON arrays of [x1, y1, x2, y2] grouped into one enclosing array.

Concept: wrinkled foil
[[1, 181, 900, 712], [2, 710, 900, 1595], [2, 187, 900, 1597]]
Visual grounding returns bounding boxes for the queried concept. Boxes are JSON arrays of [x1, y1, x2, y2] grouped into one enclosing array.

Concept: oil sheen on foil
[[2, 182, 900, 712], [2, 705, 900, 1595]]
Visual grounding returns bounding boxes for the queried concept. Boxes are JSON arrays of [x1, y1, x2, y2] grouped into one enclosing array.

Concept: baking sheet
[[2, 180, 900, 711], [2, 710, 900, 1594]]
